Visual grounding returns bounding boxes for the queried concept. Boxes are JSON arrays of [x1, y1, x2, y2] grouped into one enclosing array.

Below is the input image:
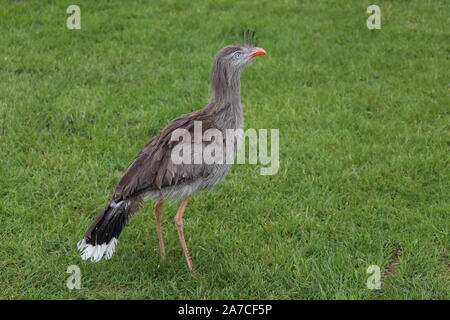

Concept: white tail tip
[[77, 238, 118, 262]]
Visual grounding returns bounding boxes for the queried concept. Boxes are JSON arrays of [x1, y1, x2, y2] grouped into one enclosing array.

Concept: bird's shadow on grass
[[73, 243, 212, 291]]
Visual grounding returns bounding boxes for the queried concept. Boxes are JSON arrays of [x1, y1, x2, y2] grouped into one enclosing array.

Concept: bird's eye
[[233, 52, 243, 59]]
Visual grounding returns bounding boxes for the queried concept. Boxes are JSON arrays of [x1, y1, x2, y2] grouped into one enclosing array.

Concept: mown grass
[[0, 0, 448, 299]]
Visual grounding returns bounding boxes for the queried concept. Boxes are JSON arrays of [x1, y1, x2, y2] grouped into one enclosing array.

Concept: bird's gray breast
[[200, 102, 243, 189]]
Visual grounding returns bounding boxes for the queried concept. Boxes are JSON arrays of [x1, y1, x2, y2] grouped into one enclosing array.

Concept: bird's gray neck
[[205, 61, 244, 129], [210, 70, 241, 106], [206, 74, 243, 129]]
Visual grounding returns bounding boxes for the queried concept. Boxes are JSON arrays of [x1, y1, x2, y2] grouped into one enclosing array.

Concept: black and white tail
[[77, 198, 138, 262]]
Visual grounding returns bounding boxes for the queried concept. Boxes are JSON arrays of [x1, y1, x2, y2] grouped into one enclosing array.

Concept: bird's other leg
[[154, 200, 166, 259], [174, 198, 194, 272]]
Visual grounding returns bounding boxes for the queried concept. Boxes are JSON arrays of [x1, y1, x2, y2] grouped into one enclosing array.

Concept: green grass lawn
[[0, 0, 448, 299]]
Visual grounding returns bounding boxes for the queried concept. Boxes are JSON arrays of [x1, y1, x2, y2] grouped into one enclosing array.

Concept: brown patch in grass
[[385, 248, 401, 275], [381, 246, 402, 284]]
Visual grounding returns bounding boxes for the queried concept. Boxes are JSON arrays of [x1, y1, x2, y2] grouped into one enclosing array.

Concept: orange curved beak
[[249, 47, 267, 57]]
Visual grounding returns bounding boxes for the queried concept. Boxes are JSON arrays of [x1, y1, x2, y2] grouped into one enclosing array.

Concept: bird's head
[[214, 44, 267, 73], [211, 44, 267, 93]]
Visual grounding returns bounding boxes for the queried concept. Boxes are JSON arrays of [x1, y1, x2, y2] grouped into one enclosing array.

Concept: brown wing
[[111, 109, 214, 202]]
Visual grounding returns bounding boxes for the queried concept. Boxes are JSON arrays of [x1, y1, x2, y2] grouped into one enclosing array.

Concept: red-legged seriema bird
[[77, 38, 267, 272]]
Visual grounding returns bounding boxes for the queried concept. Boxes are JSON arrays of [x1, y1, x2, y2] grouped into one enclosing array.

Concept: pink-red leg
[[174, 198, 194, 272], [154, 200, 166, 259]]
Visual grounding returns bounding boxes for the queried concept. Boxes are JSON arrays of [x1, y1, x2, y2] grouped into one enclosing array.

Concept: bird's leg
[[154, 200, 166, 259], [174, 198, 194, 272]]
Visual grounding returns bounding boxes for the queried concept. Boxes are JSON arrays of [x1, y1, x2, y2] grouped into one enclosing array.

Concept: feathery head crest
[[242, 29, 257, 46]]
